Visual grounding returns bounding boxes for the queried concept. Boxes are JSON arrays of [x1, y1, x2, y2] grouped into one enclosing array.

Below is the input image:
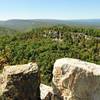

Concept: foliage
[[0, 25, 100, 84]]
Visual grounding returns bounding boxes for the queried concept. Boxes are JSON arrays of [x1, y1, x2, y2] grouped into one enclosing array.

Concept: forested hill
[[0, 27, 17, 35], [0, 19, 100, 31], [0, 25, 100, 84]]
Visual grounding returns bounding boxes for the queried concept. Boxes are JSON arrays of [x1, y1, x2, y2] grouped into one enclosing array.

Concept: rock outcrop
[[0, 58, 100, 100], [0, 63, 40, 100], [52, 58, 100, 100]]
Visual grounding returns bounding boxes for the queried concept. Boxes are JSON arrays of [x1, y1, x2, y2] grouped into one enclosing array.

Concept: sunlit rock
[[0, 63, 40, 100], [52, 58, 100, 100]]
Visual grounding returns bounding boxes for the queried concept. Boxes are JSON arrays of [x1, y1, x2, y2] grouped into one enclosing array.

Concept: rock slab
[[52, 58, 100, 100], [0, 63, 40, 100]]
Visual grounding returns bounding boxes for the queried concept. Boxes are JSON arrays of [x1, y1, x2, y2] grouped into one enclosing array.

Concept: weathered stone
[[52, 58, 100, 100], [0, 62, 40, 100], [40, 84, 53, 100]]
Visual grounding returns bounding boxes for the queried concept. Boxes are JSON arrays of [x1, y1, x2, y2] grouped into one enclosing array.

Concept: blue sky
[[0, 0, 100, 20]]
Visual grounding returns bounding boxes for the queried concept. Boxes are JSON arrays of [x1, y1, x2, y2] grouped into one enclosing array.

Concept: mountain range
[[0, 19, 100, 31]]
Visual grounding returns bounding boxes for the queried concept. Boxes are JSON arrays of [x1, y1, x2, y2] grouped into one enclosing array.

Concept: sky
[[0, 0, 100, 20]]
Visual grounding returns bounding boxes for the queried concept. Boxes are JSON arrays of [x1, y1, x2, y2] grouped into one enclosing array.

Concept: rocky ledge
[[0, 58, 100, 100]]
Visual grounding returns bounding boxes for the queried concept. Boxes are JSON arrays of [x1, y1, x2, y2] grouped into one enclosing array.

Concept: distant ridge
[[0, 19, 100, 31]]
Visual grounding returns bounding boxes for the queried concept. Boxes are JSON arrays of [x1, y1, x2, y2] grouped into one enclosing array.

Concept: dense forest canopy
[[0, 25, 100, 84]]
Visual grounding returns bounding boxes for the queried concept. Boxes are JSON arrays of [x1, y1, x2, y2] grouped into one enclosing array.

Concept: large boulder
[[52, 58, 100, 100], [0, 63, 40, 100]]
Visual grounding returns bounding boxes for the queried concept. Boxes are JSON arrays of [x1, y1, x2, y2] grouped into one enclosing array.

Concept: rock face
[[0, 58, 100, 100], [52, 58, 100, 100], [0, 63, 40, 100], [40, 84, 53, 100]]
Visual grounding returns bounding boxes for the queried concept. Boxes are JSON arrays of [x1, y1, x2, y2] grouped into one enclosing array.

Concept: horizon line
[[0, 18, 100, 21]]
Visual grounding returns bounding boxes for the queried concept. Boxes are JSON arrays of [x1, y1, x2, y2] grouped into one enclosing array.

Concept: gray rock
[[0, 62, 40, 100], [52, 58, 100, 100]]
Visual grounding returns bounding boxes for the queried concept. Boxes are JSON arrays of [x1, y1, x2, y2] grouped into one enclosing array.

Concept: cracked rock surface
[[52, 58, 100, 100]]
